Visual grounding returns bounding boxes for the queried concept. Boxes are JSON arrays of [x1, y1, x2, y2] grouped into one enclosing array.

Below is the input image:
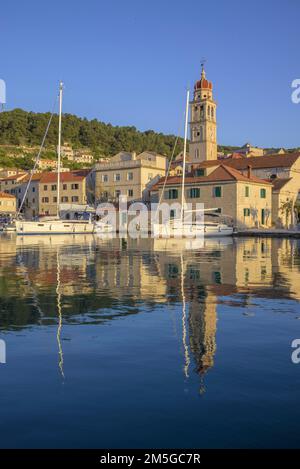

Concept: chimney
[[131, 151, 137, 160], [247, 165, 252, 179]]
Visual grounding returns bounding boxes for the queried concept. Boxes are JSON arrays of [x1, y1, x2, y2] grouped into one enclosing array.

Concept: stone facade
[[94, 151, 167, 203], [0, 191, 16, 214], [189, 65, 217, 163]]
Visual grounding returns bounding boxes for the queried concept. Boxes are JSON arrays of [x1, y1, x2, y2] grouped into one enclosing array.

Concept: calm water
[[0, 234, 300, 448]]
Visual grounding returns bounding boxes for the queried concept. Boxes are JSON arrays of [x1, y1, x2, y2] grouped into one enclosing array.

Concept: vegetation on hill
[[0, 109, 185, 160], [2, 109, 296, 172]]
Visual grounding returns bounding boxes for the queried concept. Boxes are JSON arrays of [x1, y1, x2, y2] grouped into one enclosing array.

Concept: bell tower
[[189, 64, 217, 163]]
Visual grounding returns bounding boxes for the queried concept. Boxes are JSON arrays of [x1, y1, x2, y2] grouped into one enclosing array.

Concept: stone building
[[94, 151, 167, 203], [0, 191, 16, 214], [0, 170, 90, 218], [189, 64, 217, 163], [152, 164, 272, 228]]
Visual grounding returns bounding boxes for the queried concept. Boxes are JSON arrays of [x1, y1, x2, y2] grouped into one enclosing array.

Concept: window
[[245, 186, 250, 197], [102, 174, 108, 182], [127, 172, 133, 181], [32, 198, 35, 204], [32, 187, 35, 192], [170, 209, 176, 219], [114, 173, 121, 182], [63, 184, 67, 190], [128, 189, 133, 197], [61, 196, 68, 202], [71, 196, 79, 202], [213, 186, 222, 198], [51, 185, 57, 191], [53, 197, 57, 203], [43, 185, 47, 190], [260, 188, 266, 198], [164, 189, 178, 200], [115, 190, 121, 198], [188, 188, 200, 198], [71, 183, 79, 190], [42, 197, 49, 203], [195, 169, 205, 177], [244, 208, 251, 217]]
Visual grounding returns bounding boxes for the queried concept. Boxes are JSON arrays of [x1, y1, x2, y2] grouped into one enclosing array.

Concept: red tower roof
[[194, 66, 213, 90]]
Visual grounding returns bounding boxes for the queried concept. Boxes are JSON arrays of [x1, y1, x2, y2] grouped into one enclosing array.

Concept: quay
[[235, 229, 300, 238]]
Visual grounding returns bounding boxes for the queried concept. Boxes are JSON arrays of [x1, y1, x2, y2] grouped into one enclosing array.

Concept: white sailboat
[[16, 82, 95, 235], [153, 89, 233, 239]]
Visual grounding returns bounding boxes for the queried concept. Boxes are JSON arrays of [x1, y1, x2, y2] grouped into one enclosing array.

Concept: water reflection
[[0, 234, 300, 389]]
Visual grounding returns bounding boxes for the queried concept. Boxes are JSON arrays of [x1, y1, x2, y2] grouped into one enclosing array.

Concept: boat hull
[[15, 220, 95, 235], [152, 222, 233, 238]]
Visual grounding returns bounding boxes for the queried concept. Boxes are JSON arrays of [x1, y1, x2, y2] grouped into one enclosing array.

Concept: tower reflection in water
[[0, 234, 300, 391]]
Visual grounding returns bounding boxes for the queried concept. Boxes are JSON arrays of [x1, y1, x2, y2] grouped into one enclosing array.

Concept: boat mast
[[57, 81, 63, 218], [181, 89, 189, 223]]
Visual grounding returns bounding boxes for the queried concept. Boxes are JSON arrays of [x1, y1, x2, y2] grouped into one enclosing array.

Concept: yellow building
[[152, 164, 272, 228], [94, 150, 167, 203], [0, 191, 16, 214], [192, 153, 300, 227], [0, 170, 90, 218]]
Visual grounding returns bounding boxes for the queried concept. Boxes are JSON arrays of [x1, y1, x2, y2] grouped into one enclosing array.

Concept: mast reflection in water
[[0, 234, 300, 448]]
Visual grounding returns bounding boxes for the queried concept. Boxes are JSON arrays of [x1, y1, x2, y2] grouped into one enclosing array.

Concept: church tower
[[189, 65, 217, 163]]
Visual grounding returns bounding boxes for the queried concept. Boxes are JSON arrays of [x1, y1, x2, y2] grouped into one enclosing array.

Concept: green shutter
[[214, 186, 222, 197], [245, 186, 249, 197], [260, 188, 266, 198], [196, 169, 205, 177]]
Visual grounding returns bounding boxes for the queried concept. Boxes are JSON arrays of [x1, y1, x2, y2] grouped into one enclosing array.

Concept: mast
[[57, 81, 63, 218], [181, 89, 190, 223]]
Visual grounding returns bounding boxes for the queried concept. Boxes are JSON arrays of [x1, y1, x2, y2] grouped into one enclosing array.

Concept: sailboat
[[152, 89, 233, 239], [15, 82, 95, 235]]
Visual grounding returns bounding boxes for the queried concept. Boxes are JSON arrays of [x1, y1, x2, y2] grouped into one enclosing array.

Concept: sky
[[1, 0, 300, 148]]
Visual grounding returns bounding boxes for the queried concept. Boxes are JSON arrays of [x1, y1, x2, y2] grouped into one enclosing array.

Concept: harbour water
[[0, 234, 300, 448]]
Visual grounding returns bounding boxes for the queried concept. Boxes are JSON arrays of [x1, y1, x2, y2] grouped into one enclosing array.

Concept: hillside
[[0, 109, 185, 160], [1, 109, 297, 172]]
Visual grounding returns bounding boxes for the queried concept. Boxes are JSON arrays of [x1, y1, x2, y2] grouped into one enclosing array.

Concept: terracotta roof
[[192, 152, 300, 171], [151, 164, 271, 190], [0, 191, 16, 199], [39, 172, 87, 183], [0, 173, 27, 182], [194, 77, 213, 91], [271, 178, 292, 191]]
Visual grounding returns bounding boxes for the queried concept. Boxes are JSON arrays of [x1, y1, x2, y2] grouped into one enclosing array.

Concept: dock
[[234, 229, 300, 239]]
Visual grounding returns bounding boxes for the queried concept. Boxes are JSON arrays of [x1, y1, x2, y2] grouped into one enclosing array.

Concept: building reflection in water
[[0, 234, 300, 389]]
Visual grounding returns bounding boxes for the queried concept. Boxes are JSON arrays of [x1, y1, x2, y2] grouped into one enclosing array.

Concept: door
[[261, 208, 265, 225]]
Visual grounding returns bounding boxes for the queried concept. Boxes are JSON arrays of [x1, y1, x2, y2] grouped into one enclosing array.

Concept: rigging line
[[155, 108, 187, 217], [17, 92, 59, 216]]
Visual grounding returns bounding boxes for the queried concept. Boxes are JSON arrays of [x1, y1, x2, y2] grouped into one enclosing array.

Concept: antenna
[[200, 57, 207, 73]]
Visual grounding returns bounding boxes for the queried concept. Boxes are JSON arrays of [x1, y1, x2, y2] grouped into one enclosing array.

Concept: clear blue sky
[[1, 0, 299, 148]]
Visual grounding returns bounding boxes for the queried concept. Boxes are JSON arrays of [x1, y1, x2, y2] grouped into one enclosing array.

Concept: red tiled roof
[[151, 164, 271, 190], [194, 77, 213, 91], [39, 172, 87, 183], [0, 191, 16, 199], [0, 173, 27, 182], [192, 152, 300, 171]]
